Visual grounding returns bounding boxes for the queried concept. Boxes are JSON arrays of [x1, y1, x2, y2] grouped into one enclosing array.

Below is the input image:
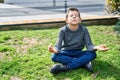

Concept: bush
[[114, 19, 120, 39], [0, 0, 3, 3], [114, 21, 120, 32], [105, 0, 120, 14]]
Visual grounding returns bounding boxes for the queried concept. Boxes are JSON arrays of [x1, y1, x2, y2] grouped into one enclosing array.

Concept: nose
[[73, 15, 76, 18]]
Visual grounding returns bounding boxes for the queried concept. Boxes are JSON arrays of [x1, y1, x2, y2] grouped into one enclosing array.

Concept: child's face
[[66, 11, 81, 25]]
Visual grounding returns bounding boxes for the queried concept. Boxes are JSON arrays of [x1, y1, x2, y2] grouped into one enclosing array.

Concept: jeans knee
[[51, 54, 57, 62], [91, 51, 97, 59]]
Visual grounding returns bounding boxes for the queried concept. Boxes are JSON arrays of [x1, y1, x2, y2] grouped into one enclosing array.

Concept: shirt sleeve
[[55, 29, 64, 53], [84, 28, 94, 51]]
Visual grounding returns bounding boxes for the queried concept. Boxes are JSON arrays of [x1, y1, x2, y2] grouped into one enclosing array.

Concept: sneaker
[[85, 62, 93, 72], [50, 64, 70, 74]]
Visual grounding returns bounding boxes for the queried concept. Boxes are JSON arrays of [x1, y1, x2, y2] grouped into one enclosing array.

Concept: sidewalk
[[0, 2, 119, 26]]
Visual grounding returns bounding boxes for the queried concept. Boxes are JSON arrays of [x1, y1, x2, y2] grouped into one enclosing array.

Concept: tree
[[105, 0, 120, 14], [0, 0, 3, 3]]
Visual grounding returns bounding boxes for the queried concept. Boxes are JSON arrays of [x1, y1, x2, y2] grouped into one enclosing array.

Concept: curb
[[0, 15, 119, 26]]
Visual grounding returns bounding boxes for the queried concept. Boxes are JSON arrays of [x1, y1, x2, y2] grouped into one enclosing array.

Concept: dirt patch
[[105, 31, 116, 35], [16, 38, 39, 54], [10, 76, 21, 80], [0, 52, 12, 60], [0, 52, 6, 60]]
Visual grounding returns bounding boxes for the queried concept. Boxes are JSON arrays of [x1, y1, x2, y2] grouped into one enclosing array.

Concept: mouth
[[72, 20, 77, 21]]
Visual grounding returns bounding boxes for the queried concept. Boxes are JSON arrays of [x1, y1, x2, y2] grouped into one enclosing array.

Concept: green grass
[[0, 25, 120, 80]]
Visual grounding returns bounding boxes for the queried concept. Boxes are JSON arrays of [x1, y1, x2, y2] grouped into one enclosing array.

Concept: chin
[[72, 23, 79, 25]]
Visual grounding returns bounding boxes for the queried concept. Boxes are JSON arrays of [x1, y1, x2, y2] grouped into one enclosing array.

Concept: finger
[[49, 49, 53, 52], [104, 44, 108, 48], [103, 44, 107, 48], [100, 45, 106, 48], [48, 44, 53, 50], [105, 48, 109, 50], [48, 48, 54, 53], [48, 44, 52, 47], [102, 48, 109, 51]]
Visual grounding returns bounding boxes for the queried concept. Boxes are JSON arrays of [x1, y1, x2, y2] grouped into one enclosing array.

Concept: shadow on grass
[[0, 23, 65, 31], [52, 60, 120, 80], [93, 60, 120, 80]]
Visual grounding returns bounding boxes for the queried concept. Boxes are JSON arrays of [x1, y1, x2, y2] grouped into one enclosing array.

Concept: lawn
[[0, 25, 120, 80]]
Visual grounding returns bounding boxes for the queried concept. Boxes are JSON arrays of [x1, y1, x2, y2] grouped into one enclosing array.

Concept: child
[[48, 7, 109, 74]]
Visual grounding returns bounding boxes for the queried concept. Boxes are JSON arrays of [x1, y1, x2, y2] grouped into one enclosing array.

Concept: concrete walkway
[[0, 1, 119, 26]]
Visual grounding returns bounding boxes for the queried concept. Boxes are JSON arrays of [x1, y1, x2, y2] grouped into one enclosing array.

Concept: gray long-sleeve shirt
[[55, 24, 94, 53]]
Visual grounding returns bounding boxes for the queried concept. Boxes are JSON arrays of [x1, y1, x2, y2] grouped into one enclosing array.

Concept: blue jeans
[[51, 50, 96, 69]]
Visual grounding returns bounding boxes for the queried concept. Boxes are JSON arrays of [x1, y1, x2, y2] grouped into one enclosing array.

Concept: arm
[[84, 28, 94, 51], [84, 28, 109, 51], [48, 29, 64, 53], [48, 44, 58, 53]]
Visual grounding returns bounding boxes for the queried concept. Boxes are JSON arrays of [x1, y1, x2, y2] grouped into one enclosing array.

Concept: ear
[[65, 18, 68, 23], [79, 18, 82, 23], [79, 18, 82, 21]]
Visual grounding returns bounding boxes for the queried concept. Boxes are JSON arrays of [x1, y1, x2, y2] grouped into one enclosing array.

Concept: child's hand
[[48, 44, 58, 53], [94, 44, 109, 51]]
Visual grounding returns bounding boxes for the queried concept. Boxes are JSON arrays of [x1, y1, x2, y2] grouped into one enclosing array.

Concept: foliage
[[0, 25, 120, 80], [0, 0, 3, 3], [114, 20, 120, 33], [114, 20, 120, 39], [105, 0, 120, 14]]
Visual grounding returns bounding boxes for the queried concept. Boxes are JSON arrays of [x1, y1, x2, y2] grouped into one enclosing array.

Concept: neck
[[68, 24, 79, 31]]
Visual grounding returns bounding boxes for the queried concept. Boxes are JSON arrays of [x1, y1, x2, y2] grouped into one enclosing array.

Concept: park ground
[[0, 25, 120, 80]]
